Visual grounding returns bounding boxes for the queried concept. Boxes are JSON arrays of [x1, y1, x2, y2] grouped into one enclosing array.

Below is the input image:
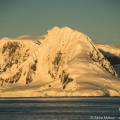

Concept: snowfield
[[0, 27, 120, 97]]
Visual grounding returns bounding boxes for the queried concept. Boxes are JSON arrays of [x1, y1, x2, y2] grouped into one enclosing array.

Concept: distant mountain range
[[0, 27, 120, 97]]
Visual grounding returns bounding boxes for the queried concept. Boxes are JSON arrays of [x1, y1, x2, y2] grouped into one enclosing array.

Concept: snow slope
[[0, 27, 120, 97]]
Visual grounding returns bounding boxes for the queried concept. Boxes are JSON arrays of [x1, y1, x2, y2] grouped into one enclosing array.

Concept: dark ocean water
[[0, 97, 120, 120]]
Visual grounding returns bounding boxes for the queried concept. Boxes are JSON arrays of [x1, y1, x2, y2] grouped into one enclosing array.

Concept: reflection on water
[[0, 97, 120, 120]]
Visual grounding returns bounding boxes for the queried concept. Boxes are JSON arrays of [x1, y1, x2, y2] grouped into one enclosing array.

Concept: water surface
[[0, 97, 120, 120]]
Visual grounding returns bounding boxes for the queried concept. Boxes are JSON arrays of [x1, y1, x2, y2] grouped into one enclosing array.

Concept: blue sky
[[0, 0, 120, 45]]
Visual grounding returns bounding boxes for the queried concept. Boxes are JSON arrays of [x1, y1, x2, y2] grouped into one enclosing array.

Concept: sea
[[0, 97, 120, 120]]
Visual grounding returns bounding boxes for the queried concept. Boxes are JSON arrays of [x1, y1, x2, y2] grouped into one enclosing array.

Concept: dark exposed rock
[[61, 70, 74, 89]]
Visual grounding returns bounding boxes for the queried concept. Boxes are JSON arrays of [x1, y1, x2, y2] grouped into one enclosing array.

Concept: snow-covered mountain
[[96, 44, 120, 77], [96, 44, 120, 56], [0, 27, 120, 97]]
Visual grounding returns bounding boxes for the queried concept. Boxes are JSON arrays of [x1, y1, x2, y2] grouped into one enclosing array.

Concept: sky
[[0, 0, 120, 45]]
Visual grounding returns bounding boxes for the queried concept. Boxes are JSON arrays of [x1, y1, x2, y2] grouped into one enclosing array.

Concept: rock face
[[0, 27, 120, 97]]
